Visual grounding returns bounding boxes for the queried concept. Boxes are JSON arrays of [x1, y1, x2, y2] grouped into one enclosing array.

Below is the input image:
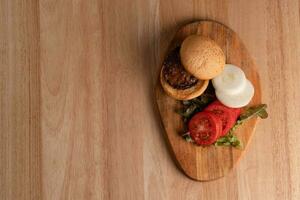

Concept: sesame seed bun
[[180, 35, 225, 80]]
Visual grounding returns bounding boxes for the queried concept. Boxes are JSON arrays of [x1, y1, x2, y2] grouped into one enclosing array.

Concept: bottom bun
[[160, 68, 209, 100]]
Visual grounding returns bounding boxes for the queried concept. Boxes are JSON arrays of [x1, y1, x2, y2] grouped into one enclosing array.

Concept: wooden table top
[[1, 0, 300, 199]]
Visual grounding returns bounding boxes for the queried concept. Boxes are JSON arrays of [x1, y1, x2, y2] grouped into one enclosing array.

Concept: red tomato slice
[[204, 101, 236, 137], [211, 101, 241, 119], [188, 111, 222, 145]]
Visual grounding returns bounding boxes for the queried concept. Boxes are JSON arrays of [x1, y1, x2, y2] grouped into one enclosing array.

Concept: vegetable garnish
[[180, 103, 268, 148], [176, 83, 216, 121], [215, 104, 268, 148], [214, 133, 242, 148], [182, 132, 193, 143]]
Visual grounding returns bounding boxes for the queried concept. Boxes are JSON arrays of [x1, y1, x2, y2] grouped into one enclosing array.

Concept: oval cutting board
[[156, 21, 261, 181]]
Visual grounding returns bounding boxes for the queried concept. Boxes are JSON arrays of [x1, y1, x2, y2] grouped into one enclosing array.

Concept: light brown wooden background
[[1, 0, 300, 200]]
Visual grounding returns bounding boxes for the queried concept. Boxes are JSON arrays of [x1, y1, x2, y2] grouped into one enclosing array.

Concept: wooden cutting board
[[156, 21, 261, 181]]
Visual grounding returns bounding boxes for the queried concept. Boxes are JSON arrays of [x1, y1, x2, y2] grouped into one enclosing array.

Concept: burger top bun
[[180, 35, 225, 80]]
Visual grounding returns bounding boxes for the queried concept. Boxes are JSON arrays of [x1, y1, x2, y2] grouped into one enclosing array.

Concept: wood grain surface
[[156, 21, 261, 181], [1, 0, 300, 199]]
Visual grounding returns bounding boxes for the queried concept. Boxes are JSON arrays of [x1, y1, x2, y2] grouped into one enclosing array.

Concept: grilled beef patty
[[163, 47, 198, 90]]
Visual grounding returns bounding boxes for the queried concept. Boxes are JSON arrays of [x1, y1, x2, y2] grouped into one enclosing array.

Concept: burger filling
[[163, 47, 198, 90]]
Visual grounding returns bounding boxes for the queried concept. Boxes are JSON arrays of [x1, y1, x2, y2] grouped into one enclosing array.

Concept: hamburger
[[160, 35, 225, 100]]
